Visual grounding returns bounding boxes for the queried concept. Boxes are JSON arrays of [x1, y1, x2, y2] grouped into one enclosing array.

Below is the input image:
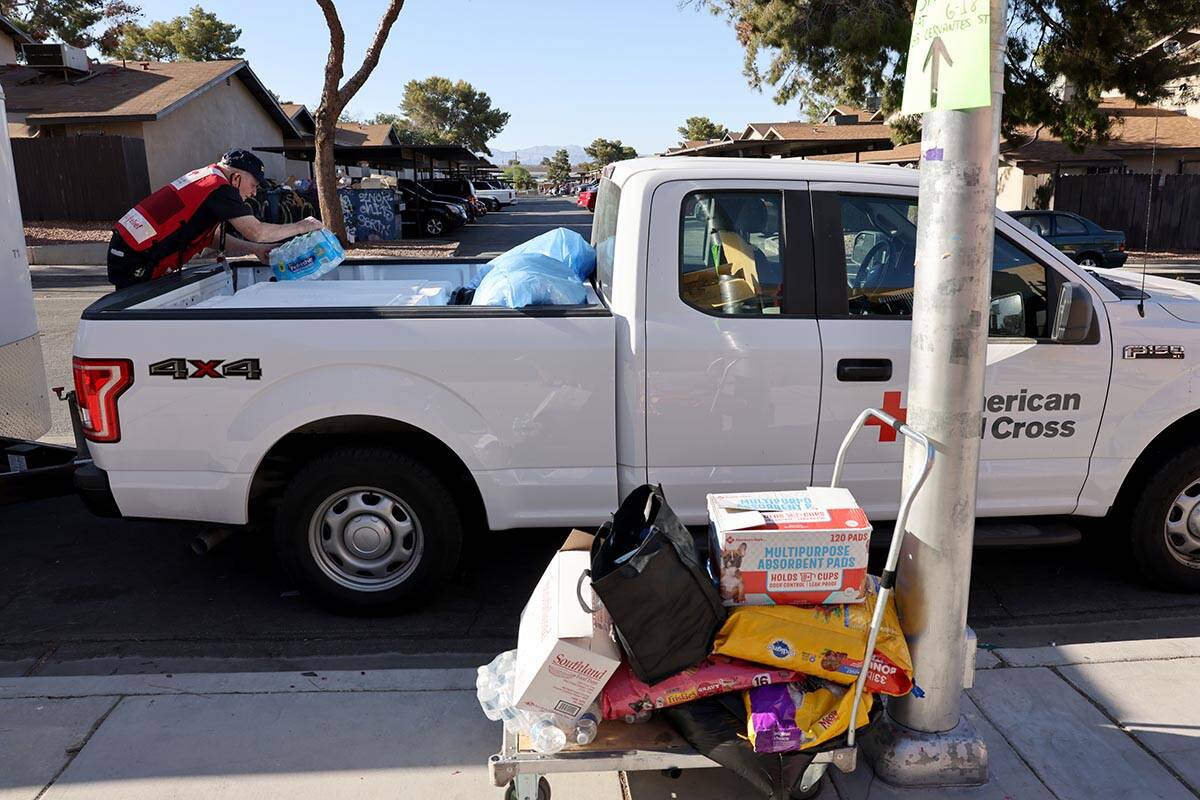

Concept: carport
[[253, 142, 491, 180]]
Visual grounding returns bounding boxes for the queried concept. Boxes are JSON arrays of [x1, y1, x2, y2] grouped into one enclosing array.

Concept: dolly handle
[[834, 408, 936, 749]]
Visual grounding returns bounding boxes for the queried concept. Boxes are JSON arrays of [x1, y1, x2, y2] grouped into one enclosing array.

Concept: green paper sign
[[901, 0, 992, 115]]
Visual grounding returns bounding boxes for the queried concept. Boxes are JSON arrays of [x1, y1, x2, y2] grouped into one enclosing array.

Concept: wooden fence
[[1055, 173, 1200, 251], [12, 135, 151, 221]]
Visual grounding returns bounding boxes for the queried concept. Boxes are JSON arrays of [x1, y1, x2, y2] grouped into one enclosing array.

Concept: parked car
[[72, 156, 1200, 612], [1010, 210, 1127, 268], [398, 179, 475, 224], [578, 184, 598, 212], [420, 178, 490, 215], [394, 182, 467, 238]]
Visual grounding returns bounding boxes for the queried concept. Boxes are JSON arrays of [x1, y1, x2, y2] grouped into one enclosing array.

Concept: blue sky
[[125, 0, 800, 154]]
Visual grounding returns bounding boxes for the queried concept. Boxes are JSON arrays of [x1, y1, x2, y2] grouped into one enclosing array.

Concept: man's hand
[[255, 244, 273, 264], [300, 216, 323, 233]]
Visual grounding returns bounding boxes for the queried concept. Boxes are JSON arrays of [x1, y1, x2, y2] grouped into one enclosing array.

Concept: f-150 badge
[[1123, 345, 1184, 360]]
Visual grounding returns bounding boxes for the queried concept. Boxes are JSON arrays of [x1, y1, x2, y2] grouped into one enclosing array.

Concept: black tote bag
[[589, 484, 726, 685]]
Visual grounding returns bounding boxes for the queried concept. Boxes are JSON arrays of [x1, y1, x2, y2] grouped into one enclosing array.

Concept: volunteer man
[[107, 149, 324, 289]]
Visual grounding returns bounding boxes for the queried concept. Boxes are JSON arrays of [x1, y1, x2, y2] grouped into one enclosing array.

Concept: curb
[[27, 242, 108, 266], [0, 667, 478, 700]]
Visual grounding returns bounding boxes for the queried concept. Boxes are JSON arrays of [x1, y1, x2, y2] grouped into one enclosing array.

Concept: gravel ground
[[345, 240, 460, 258], [24, 221, 112, 246]]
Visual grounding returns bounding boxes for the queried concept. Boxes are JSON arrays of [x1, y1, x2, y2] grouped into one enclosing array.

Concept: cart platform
[[489, 717, 856, 799]]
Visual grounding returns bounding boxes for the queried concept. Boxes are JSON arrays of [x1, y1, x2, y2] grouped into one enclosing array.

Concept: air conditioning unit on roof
[[21, 43, 90, 75]]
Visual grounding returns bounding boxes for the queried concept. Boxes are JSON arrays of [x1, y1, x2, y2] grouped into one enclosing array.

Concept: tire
[[790, 774, 825, 800], [485, 198, 501, 212], [1076, 253, 1102, 269], [505, 778, 550, 800], [273, 446, 464, 614], [1128, 444, 1200, 591], [423, 216, 445, 237]]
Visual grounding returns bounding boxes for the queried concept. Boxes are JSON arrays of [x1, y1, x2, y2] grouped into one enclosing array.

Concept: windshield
[[592, 177, 621, 301]]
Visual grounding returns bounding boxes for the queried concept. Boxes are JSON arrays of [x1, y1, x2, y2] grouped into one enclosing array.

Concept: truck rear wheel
[[274, 446, 464, 614], [1129, 445, 1200, 591]]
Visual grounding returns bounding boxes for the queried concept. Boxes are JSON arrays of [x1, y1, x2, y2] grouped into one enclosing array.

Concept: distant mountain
[[488, 145, 589, 166]]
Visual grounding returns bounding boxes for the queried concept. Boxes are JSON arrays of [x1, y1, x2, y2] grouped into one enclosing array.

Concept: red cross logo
[[866, 391, 908, 442]]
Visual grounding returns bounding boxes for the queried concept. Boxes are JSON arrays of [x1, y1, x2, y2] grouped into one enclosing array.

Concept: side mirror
[[1053, 282, 1095, 344], [989, 292, 1025, 336]]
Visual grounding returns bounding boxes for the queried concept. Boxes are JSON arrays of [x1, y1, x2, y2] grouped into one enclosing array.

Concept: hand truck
[[489, 407, 934, 800]]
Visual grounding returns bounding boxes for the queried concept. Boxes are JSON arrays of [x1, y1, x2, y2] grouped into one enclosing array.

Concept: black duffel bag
[[589, 484, 726, 684]]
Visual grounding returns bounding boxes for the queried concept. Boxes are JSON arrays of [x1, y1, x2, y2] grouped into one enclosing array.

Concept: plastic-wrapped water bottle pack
[[475, 650, 600, 754], [269, 229, 345, 281]]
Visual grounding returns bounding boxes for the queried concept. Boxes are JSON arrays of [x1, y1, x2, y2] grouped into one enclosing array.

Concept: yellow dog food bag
[[714, 576, 914, 696]]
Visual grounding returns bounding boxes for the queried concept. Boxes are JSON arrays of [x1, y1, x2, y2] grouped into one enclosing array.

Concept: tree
[[694, 0, 1200, 149], [584, 138, 638, 167], [542, 148, 572, 183], [397, 76, 510, 155], [0, 0, 140, 51], [313, 0, 405, 244], [678, 116, 729, 144], [368, 113, 433, 144], [504, 165, 534, 190], [109, 5, 243, 62]]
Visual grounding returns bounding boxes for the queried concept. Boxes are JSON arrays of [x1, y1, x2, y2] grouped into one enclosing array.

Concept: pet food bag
[[713, 576, 914, 696], [601, 655, 801, 721], [745, 678, 873, 754], [269, 229, 345, 280]]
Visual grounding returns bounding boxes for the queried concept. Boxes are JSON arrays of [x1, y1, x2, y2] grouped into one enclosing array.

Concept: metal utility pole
[[863, 0, 1008, 786]]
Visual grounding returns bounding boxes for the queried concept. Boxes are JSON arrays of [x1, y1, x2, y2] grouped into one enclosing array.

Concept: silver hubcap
[[1079, 257, 1098, 268], [1164, 480, 1200, 568], [309, 487, 423, 591], [428, 219, 442, 235]]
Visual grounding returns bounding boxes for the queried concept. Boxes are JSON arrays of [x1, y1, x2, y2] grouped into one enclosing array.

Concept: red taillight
[[1119, 241, 1127, 251], [72, 357, 133, 443]]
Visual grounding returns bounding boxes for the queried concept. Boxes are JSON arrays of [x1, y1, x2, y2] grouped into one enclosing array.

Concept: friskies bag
[[589, 485, 726, 685]]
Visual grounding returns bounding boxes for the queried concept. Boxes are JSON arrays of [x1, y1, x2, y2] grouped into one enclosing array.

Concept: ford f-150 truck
[[72, 157, 1200, 612]]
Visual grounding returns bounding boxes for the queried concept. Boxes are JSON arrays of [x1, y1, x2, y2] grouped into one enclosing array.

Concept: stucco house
[[0, 15, 34, 66], [1, 57, 301, 188]]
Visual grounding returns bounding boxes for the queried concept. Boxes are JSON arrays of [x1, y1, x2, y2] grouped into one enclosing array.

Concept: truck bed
[[83, 258, 605, 319]]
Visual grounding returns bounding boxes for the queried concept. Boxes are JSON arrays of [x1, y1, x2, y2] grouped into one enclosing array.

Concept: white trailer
[[0, 83, 77, 500]]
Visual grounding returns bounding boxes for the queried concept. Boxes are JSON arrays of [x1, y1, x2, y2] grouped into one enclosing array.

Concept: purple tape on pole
[[924, 147, 945, 161]]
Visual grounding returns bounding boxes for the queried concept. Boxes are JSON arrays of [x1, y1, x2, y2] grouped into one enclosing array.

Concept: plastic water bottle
[[529, 716, 568, 754], [573, 703, 601, 746]]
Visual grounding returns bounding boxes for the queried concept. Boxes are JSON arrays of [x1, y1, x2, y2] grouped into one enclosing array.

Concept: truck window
[[833, 194, 1049, 338], [679, 191, 784, 316], [592, 178, 620, 301]]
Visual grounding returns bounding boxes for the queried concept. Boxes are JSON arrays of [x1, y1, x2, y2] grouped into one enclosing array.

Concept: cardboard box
[[513, 530, 622, 718], [708, 488, 870, 606]]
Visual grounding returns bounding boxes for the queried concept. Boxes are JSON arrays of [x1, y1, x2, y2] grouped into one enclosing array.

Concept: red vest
[[114, 164, 231, 279]]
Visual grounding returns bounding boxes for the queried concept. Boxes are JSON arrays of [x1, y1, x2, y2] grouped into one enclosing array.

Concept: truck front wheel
[[1129, 447, 1200, 591], [274, 447, 464, 614]]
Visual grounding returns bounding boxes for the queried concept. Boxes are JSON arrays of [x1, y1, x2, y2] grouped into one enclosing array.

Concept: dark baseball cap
[[221, 149, 266, 183]]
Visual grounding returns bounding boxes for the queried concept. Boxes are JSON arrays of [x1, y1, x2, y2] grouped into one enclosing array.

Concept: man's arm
[[227, 214, 323, 243], [223, 234, 272, 263]]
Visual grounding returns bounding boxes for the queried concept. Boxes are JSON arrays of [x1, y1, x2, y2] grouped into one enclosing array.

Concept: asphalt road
[[8, 195, 1200, 677]]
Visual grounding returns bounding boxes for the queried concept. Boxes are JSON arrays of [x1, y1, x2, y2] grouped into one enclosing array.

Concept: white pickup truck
[[472, 179, 517, 211], [73, 157, 1200, 612]]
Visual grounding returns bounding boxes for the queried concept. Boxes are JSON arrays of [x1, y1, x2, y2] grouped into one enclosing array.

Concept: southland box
[[708, 488, 870, 606], [513, 530, 622, 719]]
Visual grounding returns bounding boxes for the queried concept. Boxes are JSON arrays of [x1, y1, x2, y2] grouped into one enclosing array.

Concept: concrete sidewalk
[[4, 640, 1199, 800]]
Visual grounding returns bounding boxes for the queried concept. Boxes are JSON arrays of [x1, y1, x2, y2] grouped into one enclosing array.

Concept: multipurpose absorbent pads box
[[708, 488, 870, 606]]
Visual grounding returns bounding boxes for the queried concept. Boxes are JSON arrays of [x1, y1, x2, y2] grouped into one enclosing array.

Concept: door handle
[[837, 358, 893, 382]]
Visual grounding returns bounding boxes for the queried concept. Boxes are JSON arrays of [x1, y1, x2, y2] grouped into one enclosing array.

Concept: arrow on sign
[[923, 36, 954, 108]]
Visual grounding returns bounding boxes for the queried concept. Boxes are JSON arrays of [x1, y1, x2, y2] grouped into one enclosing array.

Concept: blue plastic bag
[[471, 253, 588, 308], [468, 227, 596, 289]]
